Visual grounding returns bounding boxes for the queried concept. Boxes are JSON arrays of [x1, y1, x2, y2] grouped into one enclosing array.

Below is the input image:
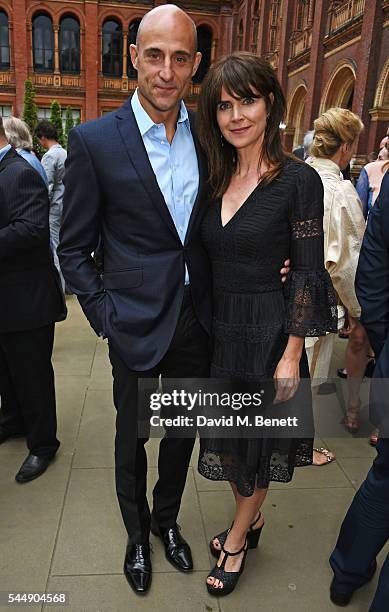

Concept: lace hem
[[284, 269, 338, 337], [198, 439, 313, 496]]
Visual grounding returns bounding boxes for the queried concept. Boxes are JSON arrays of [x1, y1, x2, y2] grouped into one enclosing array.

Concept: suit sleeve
[[0, 165, 50, 260], [355, 168, 369, 219], [58, 127, 106, 335], [356, 171, 389, 355]]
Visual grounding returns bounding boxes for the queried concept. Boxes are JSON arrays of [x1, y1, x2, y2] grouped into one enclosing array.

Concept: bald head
[[137, 5, 197, 53]]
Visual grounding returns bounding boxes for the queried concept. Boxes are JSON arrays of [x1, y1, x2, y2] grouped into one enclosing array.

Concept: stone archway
[[369, 58, 389, 152], [287, 83, 307, 149], [374, 57, 389, 110], [320, 61, 356, 113]]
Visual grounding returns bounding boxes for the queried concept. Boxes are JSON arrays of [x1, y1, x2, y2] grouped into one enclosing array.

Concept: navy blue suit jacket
[[0, 148, 66, 333], [59, 99, 212, 371], [356, 169, 389, 430]]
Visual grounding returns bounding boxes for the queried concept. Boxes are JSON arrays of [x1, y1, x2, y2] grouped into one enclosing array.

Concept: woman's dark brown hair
[[197, 51, 287, 199]]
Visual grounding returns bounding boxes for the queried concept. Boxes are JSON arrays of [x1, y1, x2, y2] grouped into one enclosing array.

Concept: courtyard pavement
[[1, 296, 387, 612]]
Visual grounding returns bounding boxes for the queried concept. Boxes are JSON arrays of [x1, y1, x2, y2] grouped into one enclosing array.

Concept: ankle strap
[[221, 539, 247, 557]]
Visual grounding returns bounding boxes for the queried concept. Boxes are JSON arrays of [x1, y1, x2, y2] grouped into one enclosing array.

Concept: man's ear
[[129, 44, 139, 70], [192, 51, 202, 78]]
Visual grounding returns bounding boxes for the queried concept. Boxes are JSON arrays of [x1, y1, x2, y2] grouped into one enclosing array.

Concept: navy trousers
[[330, 438, 389, 611]]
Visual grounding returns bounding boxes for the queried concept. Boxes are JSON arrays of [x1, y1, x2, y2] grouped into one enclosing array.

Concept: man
[[329, 170, 389, 610], [3, 116, 48, 186], [59, 4, 288, 595], [293, 130, 314, 161], [35, 120, 67, 291], [0, 117, 66, 483]]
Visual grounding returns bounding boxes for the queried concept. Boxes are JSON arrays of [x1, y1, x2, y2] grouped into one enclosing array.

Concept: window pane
[[33, 15, 54, 72], [62, 108, 80, 130], [0, 12, 10, 69], [102, 21, 122, 76], [37, 107, 51, 119], [0, 105, 12, 117], [60, 17, 80, 73]]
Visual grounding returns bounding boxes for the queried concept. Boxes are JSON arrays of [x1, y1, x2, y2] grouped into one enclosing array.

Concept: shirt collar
[[131, 88, 189, 136], [0, 143, 11, 162], [307, 156, 342, 177]]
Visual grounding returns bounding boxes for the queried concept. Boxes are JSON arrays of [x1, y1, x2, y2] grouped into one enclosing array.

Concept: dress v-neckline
[[220, 182, 261, 229]]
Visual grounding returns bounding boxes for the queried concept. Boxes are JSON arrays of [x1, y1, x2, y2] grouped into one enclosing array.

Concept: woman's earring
[[220, 133, 224, 147]]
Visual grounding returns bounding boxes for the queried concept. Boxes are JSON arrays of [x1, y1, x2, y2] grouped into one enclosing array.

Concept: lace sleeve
[[284, 165, 338, 337]]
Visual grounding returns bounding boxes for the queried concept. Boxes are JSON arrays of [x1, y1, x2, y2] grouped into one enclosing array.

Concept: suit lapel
[[115, 100, 180, 241], [185, 111, 208, 244]]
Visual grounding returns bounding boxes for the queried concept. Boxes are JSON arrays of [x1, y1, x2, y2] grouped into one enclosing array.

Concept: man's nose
[[159, 59, 174, 81]]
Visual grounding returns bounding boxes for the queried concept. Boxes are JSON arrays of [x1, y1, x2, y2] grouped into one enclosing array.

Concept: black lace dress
[[198, 159, 337, 495]]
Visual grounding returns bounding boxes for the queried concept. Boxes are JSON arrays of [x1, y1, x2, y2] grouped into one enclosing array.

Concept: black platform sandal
[[207, 539, 248, 596], [209, 512, 263, 559]]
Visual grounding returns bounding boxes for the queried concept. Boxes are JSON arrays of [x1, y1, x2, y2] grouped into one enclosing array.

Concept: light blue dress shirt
[[131, 89, 199, 284], [0, 143, 11, 162], [17, 148, 49, 187]]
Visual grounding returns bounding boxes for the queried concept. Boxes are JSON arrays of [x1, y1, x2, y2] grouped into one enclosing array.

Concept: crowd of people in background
[[0, 5, 389, 607]]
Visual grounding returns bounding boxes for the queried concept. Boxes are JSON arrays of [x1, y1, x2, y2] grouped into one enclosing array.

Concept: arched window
[[102, 19, 122, 77], [251, 0, 260, 54], [127, 19, 141, 79], [237, 20, 244, 51], [0, 11, 10, 70], [193, 26, 212, 84], [60, 16, 80, 74], [33, 14, 54, 72]]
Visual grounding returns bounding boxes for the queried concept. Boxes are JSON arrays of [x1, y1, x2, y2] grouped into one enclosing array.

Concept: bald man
[[59, 5, 210, 594]]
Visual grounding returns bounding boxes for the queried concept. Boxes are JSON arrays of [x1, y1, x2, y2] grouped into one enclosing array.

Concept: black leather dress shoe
[[124, 542, 152, 594], [15, 454, 52, 483], [0, 426, 25, 445], [330, 580, 354, 607], [330, 561, 377, 607], [151, 520, 193, 572]]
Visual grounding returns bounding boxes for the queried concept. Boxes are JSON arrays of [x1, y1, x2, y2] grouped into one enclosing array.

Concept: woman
[[3, 116, 48, 186], [306, 109, 370, 433], [197, 52, 337, 596]]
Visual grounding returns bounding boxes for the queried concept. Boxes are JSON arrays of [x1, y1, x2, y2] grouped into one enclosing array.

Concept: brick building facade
[[0, 0, 388, 161]]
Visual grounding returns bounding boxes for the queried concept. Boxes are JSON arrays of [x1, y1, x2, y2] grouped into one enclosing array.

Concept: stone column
[[303, 0, 330, 133], [211, 39, 217, 63], [276, 0, 294, 93], [218, 4, 233, 57], [122, 31, 128, 79], [13, 0, 28, 115], [352, 0, 384, 161], [54, 25, 60, 74], [257, 0, 270, 56], [85, 0, 99, 120]]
